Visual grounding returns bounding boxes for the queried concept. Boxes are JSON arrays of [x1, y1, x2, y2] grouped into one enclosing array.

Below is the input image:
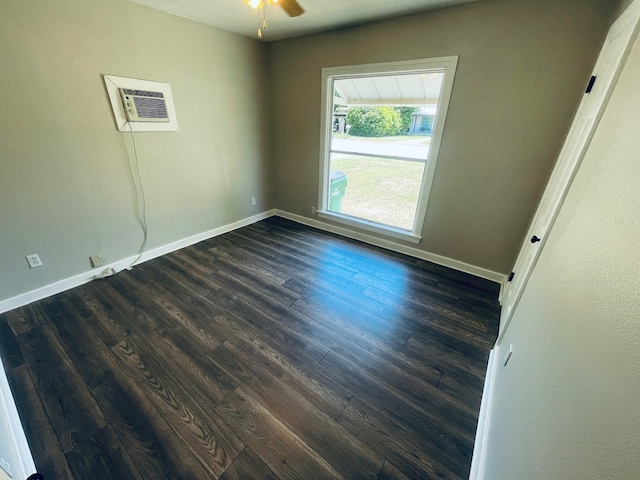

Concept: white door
[[498, 2, 640, 338]]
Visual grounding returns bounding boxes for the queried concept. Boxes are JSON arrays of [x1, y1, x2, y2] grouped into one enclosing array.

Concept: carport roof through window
[[333, 72, 445, 106]]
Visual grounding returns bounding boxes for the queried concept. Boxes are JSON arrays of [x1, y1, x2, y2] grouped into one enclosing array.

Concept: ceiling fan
[[246, 0, 305, 17], [245, 0, 305, 38]]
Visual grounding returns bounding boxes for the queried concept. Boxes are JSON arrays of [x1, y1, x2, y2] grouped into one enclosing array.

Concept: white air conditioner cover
[[104, 75, 178, 132]]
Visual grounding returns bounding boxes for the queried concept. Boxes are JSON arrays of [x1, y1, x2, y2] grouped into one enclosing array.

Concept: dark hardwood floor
[[0, 216, 500, 479]]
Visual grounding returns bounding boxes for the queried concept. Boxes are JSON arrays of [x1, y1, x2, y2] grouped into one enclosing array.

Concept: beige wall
[[0, 0, 623, 305], [483, 26, 640, 479], [268, 0, 617, 274], [0, 0, 272, 303]]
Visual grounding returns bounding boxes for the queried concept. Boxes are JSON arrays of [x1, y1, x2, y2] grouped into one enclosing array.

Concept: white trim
[[318, 57, 458, 241], [103, 75, 179, 132], [275, 210, 505, 284], [497, 0, 640, 341], [0, 357, 37, 479], [0, 207, 505, 314], [317, 56, 461, 78], [317, 210, 422, 244], [497, 275, 510, 305], [469, 346, 499, 480], [0, 210, 275, 315]]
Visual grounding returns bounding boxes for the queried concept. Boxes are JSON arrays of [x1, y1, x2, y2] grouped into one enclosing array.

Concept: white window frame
[[317, 56, 458, 244]]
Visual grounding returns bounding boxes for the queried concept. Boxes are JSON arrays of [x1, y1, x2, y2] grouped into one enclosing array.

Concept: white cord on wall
[[99, 75, 151, 276], [126, 121, 149, 269]]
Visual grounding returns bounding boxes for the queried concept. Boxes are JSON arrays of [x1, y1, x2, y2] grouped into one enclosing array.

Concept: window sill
[[317, 211, 422, 244]]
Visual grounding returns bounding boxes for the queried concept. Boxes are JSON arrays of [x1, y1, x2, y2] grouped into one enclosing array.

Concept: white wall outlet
[[251, 197, 257, 206], [26, 254, 43, 268], [311, 206, 316, 215], [90, 254, 105, 268]]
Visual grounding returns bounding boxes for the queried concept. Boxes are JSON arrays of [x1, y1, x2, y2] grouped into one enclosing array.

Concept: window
[[318, 57, 458, 244], [420, 115, 434, 133]]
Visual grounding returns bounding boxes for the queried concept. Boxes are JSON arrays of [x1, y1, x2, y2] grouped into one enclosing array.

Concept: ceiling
[[126, 0, 482, 42]]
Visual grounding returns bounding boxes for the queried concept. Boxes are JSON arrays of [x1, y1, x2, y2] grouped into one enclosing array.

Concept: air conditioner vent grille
[[119, 88, 169, 122], [122, 89, 164, 98], [133, 95, 169, 120]]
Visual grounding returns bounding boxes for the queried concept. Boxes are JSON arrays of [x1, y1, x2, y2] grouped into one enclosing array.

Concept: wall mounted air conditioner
[[104, 75, 178, 132], [119, 88, 170, 123]]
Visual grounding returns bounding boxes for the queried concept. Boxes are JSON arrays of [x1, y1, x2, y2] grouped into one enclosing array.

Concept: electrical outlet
[[311, 207, 316, 215], [90, 254, 105, 268], [251, 197, 257, 206], [26, 254, 43, 268]]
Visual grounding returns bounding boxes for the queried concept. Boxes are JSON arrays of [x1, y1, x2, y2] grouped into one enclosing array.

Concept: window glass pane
[[328, 153, 425, 231], [326, 72, 444, 232]]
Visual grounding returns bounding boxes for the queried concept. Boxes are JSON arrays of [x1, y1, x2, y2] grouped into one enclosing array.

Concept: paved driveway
[[332, 138, 429, 160]]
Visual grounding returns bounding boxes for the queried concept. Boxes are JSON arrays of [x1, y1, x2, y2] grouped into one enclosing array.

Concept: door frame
[[497, 0, 640, 342]]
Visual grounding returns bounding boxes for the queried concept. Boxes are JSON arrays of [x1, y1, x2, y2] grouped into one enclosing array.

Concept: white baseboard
[[274, 210, 506, 285], [1, 208, 505, 314], [0, 356, 37, 479], [0, 210, 276, 315], [469, 346, 499, 480]]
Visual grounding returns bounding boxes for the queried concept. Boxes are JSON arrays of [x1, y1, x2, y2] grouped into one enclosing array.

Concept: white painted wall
[[481, 26, 640, 480], [0, 0, 272, 306], [269, 0, 617, 275]]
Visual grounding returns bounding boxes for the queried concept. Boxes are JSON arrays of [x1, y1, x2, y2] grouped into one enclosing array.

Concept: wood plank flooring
[[0, 216, 500, 479]]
